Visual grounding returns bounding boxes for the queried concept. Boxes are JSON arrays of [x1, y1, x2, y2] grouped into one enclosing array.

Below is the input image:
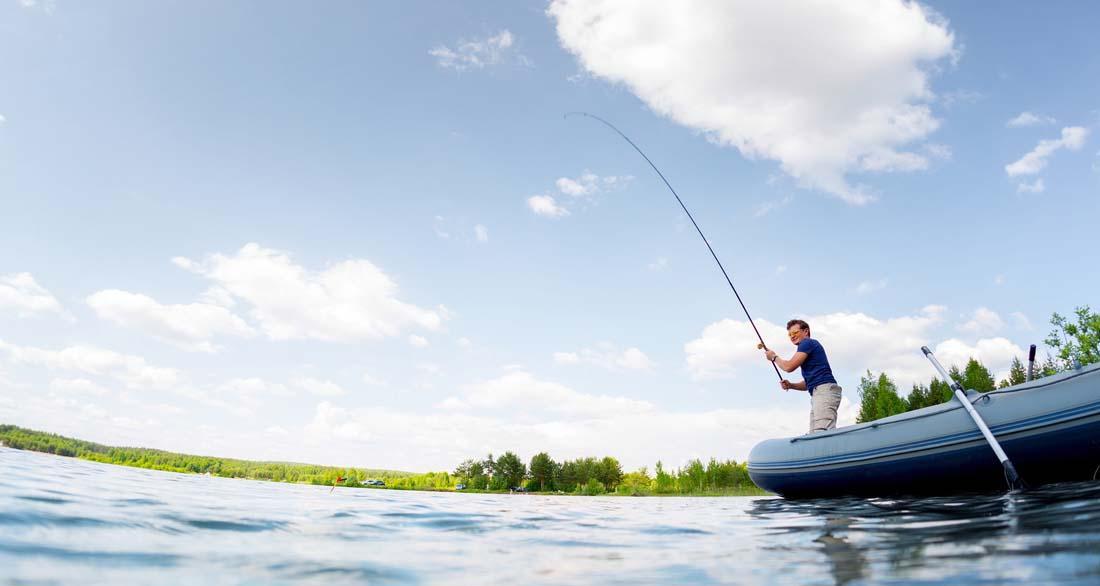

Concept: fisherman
[[763, 319, 843, 433]]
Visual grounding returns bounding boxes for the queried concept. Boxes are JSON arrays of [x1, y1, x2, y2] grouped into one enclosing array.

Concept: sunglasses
[[788, 330, 805, 338]]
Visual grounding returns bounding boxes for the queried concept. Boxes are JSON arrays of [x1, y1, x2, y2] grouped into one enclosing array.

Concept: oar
[[921, 346, 1026, 491]]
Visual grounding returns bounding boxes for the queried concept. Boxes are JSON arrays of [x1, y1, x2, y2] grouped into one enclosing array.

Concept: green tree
[[579, 478, 605, 495], [597, 456, 623, 491], [998, 357, 1027, 388], [679, 459, 707, 493], [856, 371, 907, 423], [929, 377, 954, 404], [557, 460, 579, 493], [495, 451, 526, 489], [453, 458, 477, 481], [906, 383, 932, 411], [1038, 355, 1061, 378], [654, 461, 676, 494], [528, 452, 557, 491], [1046, 306, 1100, 370], [617, 467, 653, 496], [961, 358, 995, 392]]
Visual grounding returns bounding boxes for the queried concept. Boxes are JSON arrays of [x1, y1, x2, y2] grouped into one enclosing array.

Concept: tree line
[[0, 425, 763, 495], [857, 305, 1100, 423], [453, 451, 762, 495], [0, 425, 416, 487]]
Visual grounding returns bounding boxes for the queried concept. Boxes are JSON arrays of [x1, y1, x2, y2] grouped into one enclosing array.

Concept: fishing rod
[[566, 112, 782, 381]]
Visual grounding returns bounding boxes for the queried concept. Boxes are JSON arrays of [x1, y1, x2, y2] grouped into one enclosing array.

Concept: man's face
[[788, 326, 808, 346]]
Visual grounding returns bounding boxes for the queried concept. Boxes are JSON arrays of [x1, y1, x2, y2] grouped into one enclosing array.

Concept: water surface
[[2, 447, 1099, 584]]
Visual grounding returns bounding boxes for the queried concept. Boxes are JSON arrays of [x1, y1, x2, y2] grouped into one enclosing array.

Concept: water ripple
[[3, 448, 1100, 585]]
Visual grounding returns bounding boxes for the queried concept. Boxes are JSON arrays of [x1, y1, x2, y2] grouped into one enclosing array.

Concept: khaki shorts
[[810, 383, 843, 433]]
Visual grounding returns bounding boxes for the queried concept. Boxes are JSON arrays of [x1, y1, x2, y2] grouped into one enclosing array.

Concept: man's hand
[[779, 379, 791, 391], [765, 349, 777, 362]]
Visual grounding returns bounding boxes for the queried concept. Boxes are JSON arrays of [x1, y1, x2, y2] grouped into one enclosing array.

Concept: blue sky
[[1, 0, 1097, 471]]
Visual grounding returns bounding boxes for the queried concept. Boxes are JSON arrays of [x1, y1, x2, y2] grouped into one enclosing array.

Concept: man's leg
[[811, 384, 843, 432]]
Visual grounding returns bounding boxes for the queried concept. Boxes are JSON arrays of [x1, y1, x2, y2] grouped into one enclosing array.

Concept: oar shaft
[[921, 346, 1024, 489]]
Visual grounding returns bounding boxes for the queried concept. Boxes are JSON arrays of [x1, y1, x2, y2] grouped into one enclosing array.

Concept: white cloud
[[429, 30, 526, 72], [993, 274, 1006, 286], [0, 340, 179, 390], [292, 377, 347, 397], [434, 397, 468, 410], [87, 290, 255, 353], [685, 307, 950, 389], [923, 143, 952, 161], [362, 372, 386, 386], [1005, 126, 1089, 176], [933, 337, 1025, 382], [939, 89, 983, 108], [553, 351, 580, 364], [527, 194, 569, 218], [855, 279, 888, 295], [218, 377, 292, 397], [775, 265, 787, 275], [0, 114, 6, 125], [432, 215, 450, 239], [50, 378, 110, 397], [683, 305, 1024, 390], [304, 397, 812, 471], [16, 0, 56, 13], [416, 362, 441, 376], [409, 334, 429, 348], [457, 337, 472, 349], [554, 343, 653, 371], [474, 224, 488, 243], [529, 172, 632, 218], [1006, 112, 1056, 128], [173, 243, 442, 343], [617, 347, 652, 370], [265, 426, 288, 436], [556, 173, 598, 196], [1015, 178, 1045, 193], [454, 370, 653, 417], [958, 307, 1004, 336], [647, 257, 668, 271], [198, 286, 236, 308], [1010, 312, 1033, 331], [549, 0, 957, 205], [0, 273, 65, 318], [753, 195, 793, 218]]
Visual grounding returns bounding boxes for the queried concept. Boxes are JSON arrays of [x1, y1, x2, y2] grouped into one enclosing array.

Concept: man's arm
[[781, 379, 807, 391], [775, 351, 808, 373]]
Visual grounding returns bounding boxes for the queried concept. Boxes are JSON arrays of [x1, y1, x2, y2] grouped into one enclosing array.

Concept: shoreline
[[0, 424, 769, 497]]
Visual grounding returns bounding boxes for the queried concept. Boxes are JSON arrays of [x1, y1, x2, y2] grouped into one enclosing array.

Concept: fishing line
[[566, 112, 782, 380]]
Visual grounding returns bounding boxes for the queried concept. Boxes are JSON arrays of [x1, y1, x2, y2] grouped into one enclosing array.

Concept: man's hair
[[786, 319, 810, 333]]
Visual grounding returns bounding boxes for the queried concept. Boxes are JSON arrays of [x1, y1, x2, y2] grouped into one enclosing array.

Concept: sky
[[1, 0, 1098, 472]]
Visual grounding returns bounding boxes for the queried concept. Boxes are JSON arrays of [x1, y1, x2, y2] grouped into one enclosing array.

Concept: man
[[763, 319, 843, 433]]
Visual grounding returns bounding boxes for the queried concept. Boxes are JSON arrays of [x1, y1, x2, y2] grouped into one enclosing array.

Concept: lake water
[[3, 447, 1100, 585]]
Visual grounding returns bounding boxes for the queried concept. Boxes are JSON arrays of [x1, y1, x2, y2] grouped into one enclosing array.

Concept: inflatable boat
[[748, 362, 1100, 498]]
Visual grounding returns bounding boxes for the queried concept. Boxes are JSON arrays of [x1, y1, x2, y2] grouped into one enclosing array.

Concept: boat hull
[[748, 365, 1100, 498]]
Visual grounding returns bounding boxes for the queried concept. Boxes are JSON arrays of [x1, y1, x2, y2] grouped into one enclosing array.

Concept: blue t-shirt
[[796, 337, 837, 394]]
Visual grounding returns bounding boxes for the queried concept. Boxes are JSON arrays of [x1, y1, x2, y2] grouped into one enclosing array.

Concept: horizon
[[2, 0, 1098, 471]]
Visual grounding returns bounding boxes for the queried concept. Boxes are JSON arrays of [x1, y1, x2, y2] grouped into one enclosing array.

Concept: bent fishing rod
[[566, 112, 782, 381]]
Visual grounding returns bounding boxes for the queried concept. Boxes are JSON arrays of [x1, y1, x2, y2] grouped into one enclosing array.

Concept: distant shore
[[0, 424, 768, 497]]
